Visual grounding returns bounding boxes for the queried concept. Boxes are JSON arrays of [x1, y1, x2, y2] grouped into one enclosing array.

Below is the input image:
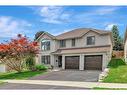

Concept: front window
[[41, 56, 50, 64], [60, 40, 66, 47], [72, 38, 75, 47], [87, 36, 95, 45], [41, 39, 50, 51]]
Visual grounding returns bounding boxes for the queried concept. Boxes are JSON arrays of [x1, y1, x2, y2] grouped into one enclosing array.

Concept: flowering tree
[[0, 34, 39, 72]]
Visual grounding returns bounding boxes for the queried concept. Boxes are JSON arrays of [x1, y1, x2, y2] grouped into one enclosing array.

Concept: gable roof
[[35, 32, 56, 41], [55, 28, 111, 40], [35, 28, 112, 43]]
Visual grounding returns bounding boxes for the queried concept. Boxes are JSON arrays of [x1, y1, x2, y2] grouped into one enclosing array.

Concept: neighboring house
[[0, 61, 14, 72], [0, 62, 6, 72], [124, 29, 127, 62], [35, 28, 113, 71]]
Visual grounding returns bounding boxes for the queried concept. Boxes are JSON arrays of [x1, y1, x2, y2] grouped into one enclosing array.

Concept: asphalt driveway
[[0, 70, 101, 89], [29, 70, 101, 82]]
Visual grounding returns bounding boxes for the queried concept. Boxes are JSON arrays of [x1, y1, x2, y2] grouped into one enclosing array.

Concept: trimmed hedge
[[108, 58, 126, 68]]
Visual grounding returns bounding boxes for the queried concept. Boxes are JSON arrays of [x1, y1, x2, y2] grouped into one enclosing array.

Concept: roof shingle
[[56, 28, 111, 40]]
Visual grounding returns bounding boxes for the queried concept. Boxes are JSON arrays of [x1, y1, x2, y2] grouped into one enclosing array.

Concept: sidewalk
[[2, 80, 127, 89]]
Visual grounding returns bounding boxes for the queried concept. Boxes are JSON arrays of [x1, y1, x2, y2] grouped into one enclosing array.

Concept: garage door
[[65, 56, 79, 69], [84, 55, 102, 70]]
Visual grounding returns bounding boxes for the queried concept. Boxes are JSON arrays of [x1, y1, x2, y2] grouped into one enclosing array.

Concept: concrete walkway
[[2, 80, 127, 89]]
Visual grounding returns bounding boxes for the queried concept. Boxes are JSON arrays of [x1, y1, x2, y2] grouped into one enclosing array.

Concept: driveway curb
[[3, 80, 98, 88], [2, 80, 127, 89]]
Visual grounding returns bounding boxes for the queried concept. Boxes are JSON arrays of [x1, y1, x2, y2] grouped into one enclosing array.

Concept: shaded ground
[[29, 70, 101, 82]]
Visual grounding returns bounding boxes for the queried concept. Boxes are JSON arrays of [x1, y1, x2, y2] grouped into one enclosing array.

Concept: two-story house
[[35, 28, 113, 71]]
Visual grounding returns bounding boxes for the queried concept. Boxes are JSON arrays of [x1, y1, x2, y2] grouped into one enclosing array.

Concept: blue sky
[[0, 6, 127, 42]]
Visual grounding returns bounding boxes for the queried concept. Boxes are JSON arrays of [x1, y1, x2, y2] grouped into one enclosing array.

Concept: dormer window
[[87, 36, 95, 45], [41, 39, 50, 51]]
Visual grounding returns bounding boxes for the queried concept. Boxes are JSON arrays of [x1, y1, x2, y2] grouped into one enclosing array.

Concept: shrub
[[35, 64, 48, 71], [25, 56, 36, 71], [0, 34, 38, 72], [108, 58, 126, 68]]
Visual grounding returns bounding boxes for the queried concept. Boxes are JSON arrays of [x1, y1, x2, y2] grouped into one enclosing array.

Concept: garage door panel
[[84, 55, 102, 70], [65, 56, 79, 69]]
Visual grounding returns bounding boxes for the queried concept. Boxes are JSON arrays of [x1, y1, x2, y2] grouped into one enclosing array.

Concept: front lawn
[[0, 81, 4, 84], [0, 70, 46, 80], [103, 59, 127, 83], [103, 65, 127, 83], [107, 58, 126, 68], [103, 58, 127, 83], [93, 87, 127, 90]]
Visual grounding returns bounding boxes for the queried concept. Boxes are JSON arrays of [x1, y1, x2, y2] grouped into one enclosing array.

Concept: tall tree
[[0, 34, 39, 72], [34, 31, 45, 40], [112, 25, 123, 51]]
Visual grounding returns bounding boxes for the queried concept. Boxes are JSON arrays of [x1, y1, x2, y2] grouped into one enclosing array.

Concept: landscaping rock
[[98, 68, 109, 82]]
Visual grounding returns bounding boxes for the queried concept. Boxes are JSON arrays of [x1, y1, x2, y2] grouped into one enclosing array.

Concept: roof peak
[[56, 28, 110, 37], [56, 27, 111, 40]]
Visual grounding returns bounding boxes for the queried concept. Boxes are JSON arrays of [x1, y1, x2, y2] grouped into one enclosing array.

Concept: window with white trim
[[87, 36, 95, 45], [41, 56, 50, 64], [41, 39, 50, 51]]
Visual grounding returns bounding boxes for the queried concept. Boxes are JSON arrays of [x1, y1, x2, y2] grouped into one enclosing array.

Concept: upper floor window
[[87, 36, 95, 45], [72, 38, 75, 47], [41, 39, 50, 51], [60, 40, 66, 47]]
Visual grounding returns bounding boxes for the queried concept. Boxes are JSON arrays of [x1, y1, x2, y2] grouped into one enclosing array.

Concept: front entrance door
[[58, 56, 62, 67]]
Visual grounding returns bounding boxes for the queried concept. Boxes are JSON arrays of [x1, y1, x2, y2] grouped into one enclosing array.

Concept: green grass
[[103, 65, 127, 83], [0, 70, 46, 80], [102, 58, 127, 83], [93, 87, 127, 90], [0, 81, 3, 84], [108, 58, 126, 68]]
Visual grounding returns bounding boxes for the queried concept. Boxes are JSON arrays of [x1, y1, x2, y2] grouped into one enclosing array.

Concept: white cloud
[[0, 16, 32, 38], [31, 6, 120, 25], [75, 7, 119, 19], [51, 28, 74, 36], [31, 6, 121, 28], [105, 22, 124, 30], [105, 23, 116, 30], [94, 7, 119, 15], [36, 6, 71, 24], [68, 7, 120, 26]]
